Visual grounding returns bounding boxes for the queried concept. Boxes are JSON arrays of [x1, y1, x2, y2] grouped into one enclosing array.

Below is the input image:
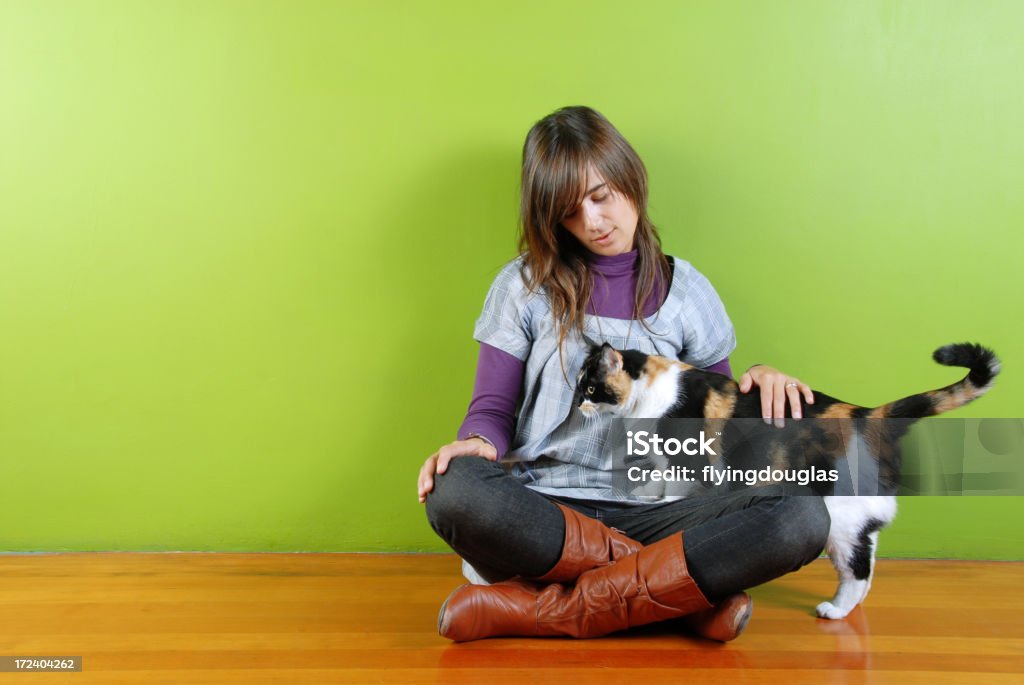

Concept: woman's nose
[[582, 202, 601, 232]]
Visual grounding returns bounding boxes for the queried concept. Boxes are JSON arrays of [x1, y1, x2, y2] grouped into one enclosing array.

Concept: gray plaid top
[[474, 255, 736, 504]]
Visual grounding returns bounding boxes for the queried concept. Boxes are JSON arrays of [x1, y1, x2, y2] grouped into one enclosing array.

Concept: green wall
[[1, 1, 1021, 558]]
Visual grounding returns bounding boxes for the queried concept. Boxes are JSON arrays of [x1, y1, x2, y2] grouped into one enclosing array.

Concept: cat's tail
[[874, 343, 1000, 420]]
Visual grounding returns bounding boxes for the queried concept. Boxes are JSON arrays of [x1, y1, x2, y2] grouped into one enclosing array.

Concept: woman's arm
[[456, 343, 523, 459], [703, 357, 732, 378]]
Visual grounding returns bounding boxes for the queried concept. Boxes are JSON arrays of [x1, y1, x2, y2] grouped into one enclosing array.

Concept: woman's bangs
[[547, 154, 589, 223], [591, 152, 635, 206]]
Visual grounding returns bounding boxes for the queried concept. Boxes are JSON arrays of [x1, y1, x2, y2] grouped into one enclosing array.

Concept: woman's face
[[560, 167, 638, 257]]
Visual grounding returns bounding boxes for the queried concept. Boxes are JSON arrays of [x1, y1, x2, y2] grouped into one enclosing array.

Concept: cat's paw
[[816, 601, 852, 620]]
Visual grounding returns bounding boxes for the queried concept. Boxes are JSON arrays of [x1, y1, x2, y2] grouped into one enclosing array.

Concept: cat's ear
[[582, 332, 601, 352], [600, 343, 623, 374]]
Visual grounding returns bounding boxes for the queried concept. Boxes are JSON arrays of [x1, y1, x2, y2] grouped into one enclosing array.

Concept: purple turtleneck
[[458, 251, 732, 457]]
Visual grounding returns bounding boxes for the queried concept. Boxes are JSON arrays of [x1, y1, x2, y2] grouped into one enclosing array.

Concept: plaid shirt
[[474, 255, 736, 503]]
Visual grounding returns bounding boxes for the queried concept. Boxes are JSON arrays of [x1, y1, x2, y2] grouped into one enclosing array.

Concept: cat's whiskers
[[578, 400, 601, 423]]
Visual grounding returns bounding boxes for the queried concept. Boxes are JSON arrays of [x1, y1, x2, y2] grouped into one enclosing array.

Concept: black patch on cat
[[851, 406, 872, 419], [620, 349, 650, 379], [934, 342, 999, 389], [850, 518, 886, 580], [576, 344, 634, 407], [671, 368, 724, 417], [887, 394, 935, 419], [590, 384, 620, 406]]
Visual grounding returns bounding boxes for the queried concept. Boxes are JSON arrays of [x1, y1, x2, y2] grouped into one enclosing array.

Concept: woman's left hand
[[738, 365, 814, 427]]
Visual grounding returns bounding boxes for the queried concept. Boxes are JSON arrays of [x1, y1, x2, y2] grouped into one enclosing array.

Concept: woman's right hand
[[417, 437, 498, 503]]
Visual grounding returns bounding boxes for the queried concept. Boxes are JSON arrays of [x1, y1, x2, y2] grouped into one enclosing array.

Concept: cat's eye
[[587, 386, 594, 394]]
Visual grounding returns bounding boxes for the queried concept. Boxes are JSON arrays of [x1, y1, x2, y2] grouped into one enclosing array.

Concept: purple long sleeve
[[458, 251, 732, 458], [703, 357, 733, 378], [457, 344, 522, 458]]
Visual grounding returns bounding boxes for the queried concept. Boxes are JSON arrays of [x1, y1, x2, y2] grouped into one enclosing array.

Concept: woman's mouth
[[594, 229, 614, 245]]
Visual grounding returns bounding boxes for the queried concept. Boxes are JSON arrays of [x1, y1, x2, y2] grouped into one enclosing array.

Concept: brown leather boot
[[438, 532, 715, 641], [679, 592, 753, 642], [534, 503, 643, 583], [538, 504, 750, 641]]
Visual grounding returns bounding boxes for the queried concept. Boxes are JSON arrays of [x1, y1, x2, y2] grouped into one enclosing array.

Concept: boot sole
[[733, 596, 753, 639], [438, 586, 469, 637], [437, 594, 452, 635]]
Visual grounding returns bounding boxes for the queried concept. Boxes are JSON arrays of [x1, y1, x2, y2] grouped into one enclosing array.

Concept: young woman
[[417, 106, 829, 642]]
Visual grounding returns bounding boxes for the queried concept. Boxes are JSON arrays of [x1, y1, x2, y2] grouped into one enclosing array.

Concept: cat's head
[[575, 343, 634, 418]]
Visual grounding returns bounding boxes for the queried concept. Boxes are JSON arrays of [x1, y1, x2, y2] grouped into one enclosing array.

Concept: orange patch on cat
[[643, 355, 674, 386], [819, 420, 856, 456], [819, 403, 857, 419], [703, 389, 737, 419], [606, 370, 632, 403], [931, 387, 973, 414]]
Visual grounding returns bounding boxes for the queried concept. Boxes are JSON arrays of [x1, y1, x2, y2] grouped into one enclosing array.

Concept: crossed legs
[[425, 457, 830, 639]]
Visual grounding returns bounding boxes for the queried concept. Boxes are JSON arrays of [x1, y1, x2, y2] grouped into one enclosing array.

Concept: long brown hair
[[519, 106, 671, 364]]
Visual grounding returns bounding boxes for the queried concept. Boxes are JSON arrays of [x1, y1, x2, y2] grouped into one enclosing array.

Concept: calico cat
[[574, 342, 1000, 619]]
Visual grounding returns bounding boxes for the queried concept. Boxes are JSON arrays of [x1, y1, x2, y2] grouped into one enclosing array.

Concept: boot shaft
[[440, 531, 713, 641]]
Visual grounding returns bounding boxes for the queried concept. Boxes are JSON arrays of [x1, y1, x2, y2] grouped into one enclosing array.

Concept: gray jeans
[[425, 456, 830, 600]]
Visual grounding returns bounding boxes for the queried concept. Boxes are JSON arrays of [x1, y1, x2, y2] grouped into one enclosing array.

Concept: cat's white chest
[[627, 365, 683, 418]]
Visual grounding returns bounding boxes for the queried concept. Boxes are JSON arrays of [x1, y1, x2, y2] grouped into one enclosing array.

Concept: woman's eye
[[593, 194, 608, 202]]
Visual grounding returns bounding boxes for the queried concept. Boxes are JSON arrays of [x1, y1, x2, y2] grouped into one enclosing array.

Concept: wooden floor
[[0, 554, 1021, 684]]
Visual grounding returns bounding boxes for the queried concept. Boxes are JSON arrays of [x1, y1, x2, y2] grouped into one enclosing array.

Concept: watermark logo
[[626, 430, 717, 457]]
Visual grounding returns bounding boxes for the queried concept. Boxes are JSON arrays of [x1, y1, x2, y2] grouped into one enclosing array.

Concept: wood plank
[[0, 554, 1021, 683]]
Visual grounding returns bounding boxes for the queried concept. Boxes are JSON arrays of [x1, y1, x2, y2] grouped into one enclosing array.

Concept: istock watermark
[[626, 429, 718, 457], [606, 418, 1024, 500]]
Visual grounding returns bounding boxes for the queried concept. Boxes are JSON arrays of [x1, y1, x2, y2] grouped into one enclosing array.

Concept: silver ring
[[786, 382, 798, 388]]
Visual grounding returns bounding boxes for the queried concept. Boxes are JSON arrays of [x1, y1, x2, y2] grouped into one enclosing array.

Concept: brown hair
[[519, 106, 671, 363]]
